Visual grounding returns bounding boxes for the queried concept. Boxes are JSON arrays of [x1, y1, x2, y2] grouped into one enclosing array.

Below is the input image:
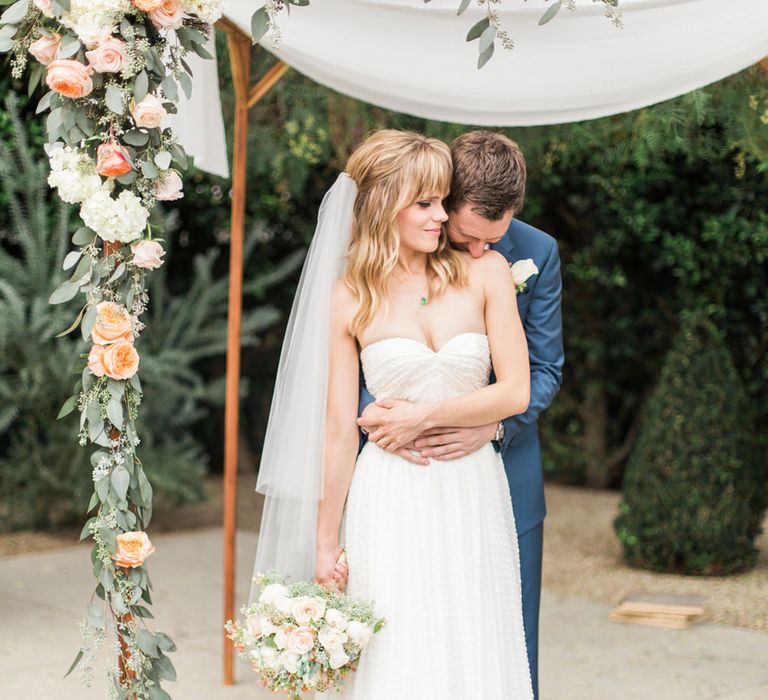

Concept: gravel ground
[[2, 476, 766, 632]]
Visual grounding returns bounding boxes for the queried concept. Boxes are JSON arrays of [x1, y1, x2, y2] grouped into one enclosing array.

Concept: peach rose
[[130, 240, 166, 270], [292, 596, 326, 625], [153, 170, 183, 201], [130, 93, 167, 129], [149, 0, 184, 30], [132, 0, 165, 10], [33, 0, 54, 17], [96, 142, 132, 177], [91, 301, 133, 345], [286, 626, 315, 656], [29, 34, 60, 65], [45, 59, 94, 99], [88, 340, 139, 380], [85, 37, 127, 74], [113, 531, 156, 568]]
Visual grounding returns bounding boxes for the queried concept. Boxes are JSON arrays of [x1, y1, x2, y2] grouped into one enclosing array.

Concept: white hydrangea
[[47, 145, 105, 204], [80, 190, 149, 243], [183, 0, 226, 24], [60, 0, 132, 47]]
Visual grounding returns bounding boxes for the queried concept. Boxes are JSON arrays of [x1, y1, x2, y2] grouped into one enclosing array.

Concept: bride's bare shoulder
[[463, 249, 510, 283], [332, 278, 358, 328]]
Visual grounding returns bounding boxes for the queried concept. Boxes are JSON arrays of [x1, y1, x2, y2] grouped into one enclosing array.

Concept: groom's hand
[[412, 422, 498, 461]]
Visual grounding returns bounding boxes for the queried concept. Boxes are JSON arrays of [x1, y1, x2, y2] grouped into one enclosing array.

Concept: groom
[[359, 130, 564, 699]]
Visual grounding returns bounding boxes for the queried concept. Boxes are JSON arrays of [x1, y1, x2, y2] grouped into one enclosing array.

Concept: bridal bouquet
[[226, 572, 386, 698]]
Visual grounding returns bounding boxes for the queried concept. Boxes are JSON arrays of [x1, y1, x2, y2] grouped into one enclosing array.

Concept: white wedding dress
[[321, 331, 533, 699]]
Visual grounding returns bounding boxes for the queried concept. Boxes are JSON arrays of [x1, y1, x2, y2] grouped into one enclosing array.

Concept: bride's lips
[[424, 228, 441, 237]]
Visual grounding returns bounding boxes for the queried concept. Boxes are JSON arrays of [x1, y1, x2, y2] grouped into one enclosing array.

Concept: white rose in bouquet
[[510, 258, 539, 290], [259, 583, 290, 606], [324, 608, 349, 631], [345, 620, 373, 648], [286, 626, 315, 656], [259, 646, 279, 671], [318, 626, 348, 652], [278, 651, 300, 674], [292, 596, 326, 625], [328, 648, 351, 670]]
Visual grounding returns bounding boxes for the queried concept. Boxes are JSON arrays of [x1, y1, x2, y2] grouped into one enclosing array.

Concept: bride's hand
[[361, 399, 433, 452], [315, 545, 348, 592]]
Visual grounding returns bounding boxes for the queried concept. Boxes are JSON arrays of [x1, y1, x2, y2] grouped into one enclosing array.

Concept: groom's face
[[445, 202, 514, 258]]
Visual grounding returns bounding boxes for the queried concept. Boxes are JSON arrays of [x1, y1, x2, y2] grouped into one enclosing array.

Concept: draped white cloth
[[176, 0, 768, 179]]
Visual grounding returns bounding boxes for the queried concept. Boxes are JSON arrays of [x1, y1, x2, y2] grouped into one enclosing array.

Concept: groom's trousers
[[518, 521, 544, 700]]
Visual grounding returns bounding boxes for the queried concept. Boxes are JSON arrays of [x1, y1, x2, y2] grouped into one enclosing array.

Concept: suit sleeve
[[500, 237, 564, 451], [357, 366, 375, 450]]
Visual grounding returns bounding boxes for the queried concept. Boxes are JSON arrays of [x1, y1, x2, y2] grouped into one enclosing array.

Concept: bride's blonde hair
[[344, 129, 468, 335]]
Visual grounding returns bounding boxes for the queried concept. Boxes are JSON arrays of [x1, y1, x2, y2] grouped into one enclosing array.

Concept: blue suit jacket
[[358, 218, 564, 536]]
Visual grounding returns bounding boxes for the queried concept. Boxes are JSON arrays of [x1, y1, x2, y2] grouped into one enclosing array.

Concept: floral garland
[[0, 0, 224, 697]]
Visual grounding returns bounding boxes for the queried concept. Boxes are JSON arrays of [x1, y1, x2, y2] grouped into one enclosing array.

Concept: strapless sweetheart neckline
[[360, 331, 488, 356]]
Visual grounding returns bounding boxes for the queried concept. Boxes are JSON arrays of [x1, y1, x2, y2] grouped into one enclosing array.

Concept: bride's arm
[[315, 282, 360, 588], [366, 252, 530, 450]]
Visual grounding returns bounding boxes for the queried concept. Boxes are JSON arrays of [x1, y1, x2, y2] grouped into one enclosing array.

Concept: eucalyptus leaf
[[178, 71, 192, 100], [457, 0, 471, 14], [112, 591, 129, 615], [137, 629, 159, 658], [36, 90, 54, 115], [95, 475, 109, 503], [466, 17, 490, 42], [169, 143, 187, 168], [123, 128, 149, 146], [72, 226, 95, 245], [107, 396, 124, 431], [105, 84, 124, 115], [139, 160, 159, 179], [58, 34, 81, 59], [116, 171, 138, 185], [99, 566, 114, 593], [539, 0, 563, 26], [63, 250, 82, 271], [63, 650, 84, 679], [81, 304, 97, 341], [479, 25, 497, 54], [107, 261, 126, 284], [1, 0, 29, 24], [48, 280, 80, 304], [161, 75, 177, 101], [87, 601, 105, 630], [79, 516, 96, 541], [176, 26, 193, 51], [128, 373, 142, 394], [154, 151, 171, 170], [27, 63, 42, 97], [98, 525, 117, 552], [57, 394, 78, 419], [87, 491, 99, 513], [93, 430, 112, 447], [154, 632, 177, 652], [55, 304, 86, 338], [0, 37, 14, 52], [107, 378, 125, 400], [134, 70, 149, 102], [251, 7, 269, 43], [477, 40, 495, 69], [155, 654, 177, 682], [132, 604, 155, 619], [111, 465, 129, 501], [191, 41, 213, 60], [147, 687, 172, 700]]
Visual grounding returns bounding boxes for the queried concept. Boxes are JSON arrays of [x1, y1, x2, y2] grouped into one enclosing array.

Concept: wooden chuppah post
[[215, 17, 289, 685]]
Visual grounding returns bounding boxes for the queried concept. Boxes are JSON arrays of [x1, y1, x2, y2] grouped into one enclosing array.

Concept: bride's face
[[395, 194, 448, 254]]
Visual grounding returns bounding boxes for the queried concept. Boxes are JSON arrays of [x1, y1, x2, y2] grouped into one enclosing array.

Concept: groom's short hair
[[447, 131, 527, 221]]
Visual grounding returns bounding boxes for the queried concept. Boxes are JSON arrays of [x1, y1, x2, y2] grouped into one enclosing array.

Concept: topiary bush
[[614, 310, 766, 575]]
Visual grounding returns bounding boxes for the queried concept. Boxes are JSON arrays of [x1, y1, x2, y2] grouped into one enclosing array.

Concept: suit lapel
[[491, 225, 517, 262]]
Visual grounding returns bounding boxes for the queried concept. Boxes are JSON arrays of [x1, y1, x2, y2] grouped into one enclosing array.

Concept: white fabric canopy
[[176, 0, 768, 179]]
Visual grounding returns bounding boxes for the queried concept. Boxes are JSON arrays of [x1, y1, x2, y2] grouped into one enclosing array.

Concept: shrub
[[614, 310, 766, 575]]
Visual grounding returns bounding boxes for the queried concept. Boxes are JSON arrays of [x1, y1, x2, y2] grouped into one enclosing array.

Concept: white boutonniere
[[510, 258, 539, 294]]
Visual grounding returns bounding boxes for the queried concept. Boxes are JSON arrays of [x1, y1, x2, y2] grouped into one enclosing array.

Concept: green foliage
[[614, 311, 766, 575], [0, 93, 301, 530]]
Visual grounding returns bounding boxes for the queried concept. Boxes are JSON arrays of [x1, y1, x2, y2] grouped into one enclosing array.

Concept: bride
[[252, 129, 533, 699]]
